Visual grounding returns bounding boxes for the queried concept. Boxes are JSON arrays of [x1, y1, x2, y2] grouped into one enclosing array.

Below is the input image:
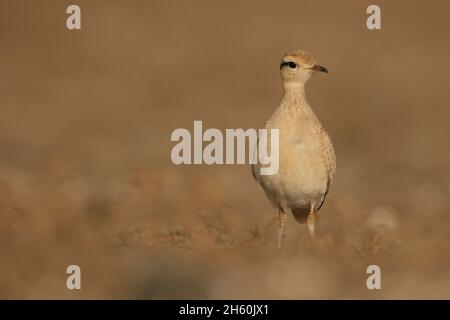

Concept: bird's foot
[[307, 212, 320, 237]]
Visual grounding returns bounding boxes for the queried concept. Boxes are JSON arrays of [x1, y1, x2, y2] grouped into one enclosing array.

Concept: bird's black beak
[[312, 65, 328, 73]]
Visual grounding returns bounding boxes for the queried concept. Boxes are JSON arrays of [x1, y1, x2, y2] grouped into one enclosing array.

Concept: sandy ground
[[0, 0, 450, 299]]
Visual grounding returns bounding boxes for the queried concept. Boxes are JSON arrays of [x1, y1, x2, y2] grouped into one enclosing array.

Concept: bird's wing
[[317, 126, 336, 183], [316, 178, 330, 211], [317, 130, 336, 211]]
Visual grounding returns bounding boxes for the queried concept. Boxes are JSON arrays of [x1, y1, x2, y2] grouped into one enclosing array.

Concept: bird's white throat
[[282, 82, 307, 100]]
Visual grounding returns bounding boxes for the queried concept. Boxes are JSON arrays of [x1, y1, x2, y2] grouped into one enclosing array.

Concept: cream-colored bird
[[252, 49, 336, 248]]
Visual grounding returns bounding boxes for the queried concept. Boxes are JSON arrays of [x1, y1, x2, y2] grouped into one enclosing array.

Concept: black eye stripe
[[280, 61, 297, 69]]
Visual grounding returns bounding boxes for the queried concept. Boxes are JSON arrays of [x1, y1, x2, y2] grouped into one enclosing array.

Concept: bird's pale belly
[[258, 142, 328, 208]]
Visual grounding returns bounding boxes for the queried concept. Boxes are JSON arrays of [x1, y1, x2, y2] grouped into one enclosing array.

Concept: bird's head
[[280, 49, 328, 85]]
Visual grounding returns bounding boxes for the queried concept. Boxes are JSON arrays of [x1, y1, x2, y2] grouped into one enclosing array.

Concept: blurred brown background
[[0, 0, 450, 299]]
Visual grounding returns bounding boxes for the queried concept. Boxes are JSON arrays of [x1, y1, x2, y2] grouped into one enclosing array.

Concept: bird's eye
[[280, 61, 298, 69]]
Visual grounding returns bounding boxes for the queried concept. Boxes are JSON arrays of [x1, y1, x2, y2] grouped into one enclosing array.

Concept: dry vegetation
[[0, 0, 450, 299]]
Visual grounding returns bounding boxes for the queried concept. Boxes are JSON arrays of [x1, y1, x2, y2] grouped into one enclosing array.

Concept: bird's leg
[[307, 203, 317, 237], [277, 207, 287, 248]]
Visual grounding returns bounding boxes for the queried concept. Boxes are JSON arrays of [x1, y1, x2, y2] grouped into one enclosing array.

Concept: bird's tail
[[291, 207, 310, 224]]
